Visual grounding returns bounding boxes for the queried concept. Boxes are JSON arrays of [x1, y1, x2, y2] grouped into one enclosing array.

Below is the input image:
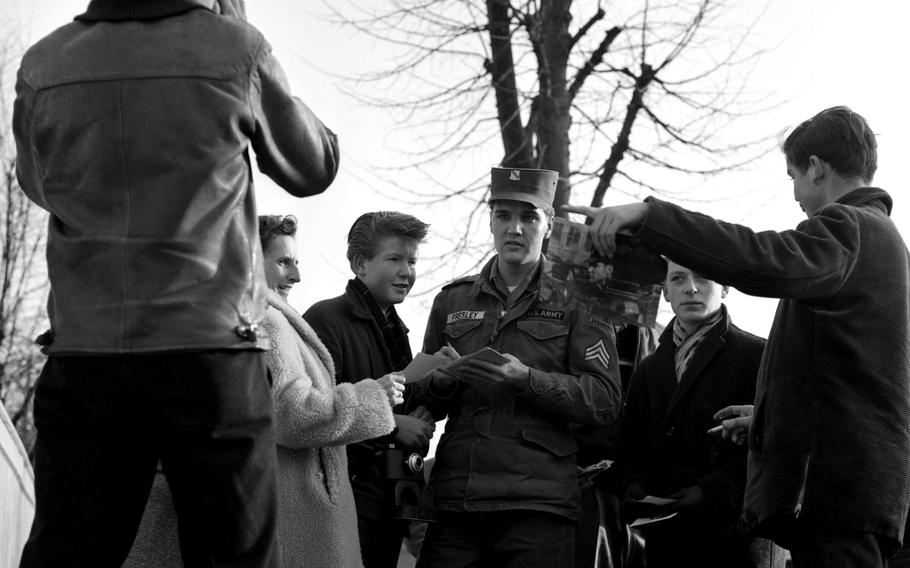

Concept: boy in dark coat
[[619, 260, 779, 567], [567, 106, 910, 567]]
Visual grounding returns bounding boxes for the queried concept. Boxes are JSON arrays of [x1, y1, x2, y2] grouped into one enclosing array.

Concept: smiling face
[[664, 260, 725, 332], [263, 234, 300, 298], [355, 235, 419, 310], [490, 200, 552, 268]]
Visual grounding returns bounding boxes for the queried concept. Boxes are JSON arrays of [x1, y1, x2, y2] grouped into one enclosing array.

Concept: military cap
[[489, 167, 558, 211]]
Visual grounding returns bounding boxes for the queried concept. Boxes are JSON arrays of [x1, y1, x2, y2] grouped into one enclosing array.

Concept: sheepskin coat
[[262, 290, 396, 568]]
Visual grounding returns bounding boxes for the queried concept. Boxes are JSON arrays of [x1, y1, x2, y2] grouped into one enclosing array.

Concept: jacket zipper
[[794, 455, 811, 518]]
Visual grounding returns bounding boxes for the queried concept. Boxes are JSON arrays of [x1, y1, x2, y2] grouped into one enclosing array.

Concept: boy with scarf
[[618, 260, 780, 567]]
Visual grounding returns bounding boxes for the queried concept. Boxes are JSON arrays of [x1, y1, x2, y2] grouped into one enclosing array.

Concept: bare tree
[[330, 0, 776, 274], [0, 31, 49, 455]]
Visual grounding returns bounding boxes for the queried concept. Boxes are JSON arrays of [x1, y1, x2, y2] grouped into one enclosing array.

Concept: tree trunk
[[487, 0, 533, 168], [535, 0, 573, 216]]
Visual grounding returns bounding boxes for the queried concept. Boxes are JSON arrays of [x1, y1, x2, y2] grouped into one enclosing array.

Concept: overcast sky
[[4, 0, 909, 346]]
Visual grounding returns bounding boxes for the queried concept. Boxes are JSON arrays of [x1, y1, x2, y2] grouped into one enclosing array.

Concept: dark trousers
[[19, 351, 279, 568], [639, 514, 766, 568], [788, 523, 889, 568], [358, 515, 409, 568], [416, 510, 576, 568]]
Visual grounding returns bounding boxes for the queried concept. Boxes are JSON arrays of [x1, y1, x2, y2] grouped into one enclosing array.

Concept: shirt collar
[[75, 0, 214, 22]]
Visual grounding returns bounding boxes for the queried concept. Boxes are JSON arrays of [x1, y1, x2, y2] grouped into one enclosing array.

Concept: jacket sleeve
[[639, 197, 858, 300], [263, 311, 394, 449], [12, 73, 48, 210], [515, 313, 623, 426], [249, 38, 340, 197]]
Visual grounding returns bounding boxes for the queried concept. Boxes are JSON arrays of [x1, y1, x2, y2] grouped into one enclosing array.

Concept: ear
[[721, 285, 729, 299], [807, 155, 826, 184], [663, 286, 669, 301], [351, 255, 367, 278], [544, 216, 553, 240]]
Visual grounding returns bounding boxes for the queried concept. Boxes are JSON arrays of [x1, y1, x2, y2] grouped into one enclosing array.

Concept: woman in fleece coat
[[124, 215, 403, 568], [258, 214, 404, 567]]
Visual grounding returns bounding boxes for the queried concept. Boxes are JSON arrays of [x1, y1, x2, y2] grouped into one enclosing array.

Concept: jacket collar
[[75, 0, 214, 22], [471, 254, 548, 299], [264, 289, 336, 379], [833, 187, 892, 215], [342, 279, 410, 334]]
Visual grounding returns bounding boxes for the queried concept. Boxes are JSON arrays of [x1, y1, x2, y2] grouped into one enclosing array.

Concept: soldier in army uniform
[[410, 167, 623, 568]]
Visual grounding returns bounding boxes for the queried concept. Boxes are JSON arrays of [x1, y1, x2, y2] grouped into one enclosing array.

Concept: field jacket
[[411, 256, 623, 520]]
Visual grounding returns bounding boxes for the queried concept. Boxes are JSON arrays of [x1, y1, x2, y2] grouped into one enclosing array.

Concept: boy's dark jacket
[[304, 280, 410, 520], [637, 188, 910, 549], [620, 306, 764, 530]]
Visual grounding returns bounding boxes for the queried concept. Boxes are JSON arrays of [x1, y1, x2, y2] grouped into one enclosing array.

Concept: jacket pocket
[[318, 447, 342, 503], [521, 427, 577, 458], [444, 319, 483, 341], [516, 320, 569, 341]]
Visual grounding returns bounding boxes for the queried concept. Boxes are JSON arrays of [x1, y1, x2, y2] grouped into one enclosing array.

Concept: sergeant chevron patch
[[584, 338, 611, 369]]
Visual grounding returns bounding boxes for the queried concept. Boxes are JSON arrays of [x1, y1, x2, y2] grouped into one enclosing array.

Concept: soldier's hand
[[562, 203, 649, 256], [460, 353, 529, 387], [434, 344, 460, 361]]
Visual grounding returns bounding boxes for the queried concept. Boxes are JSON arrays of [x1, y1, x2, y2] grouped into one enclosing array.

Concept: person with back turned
[[12, 1, 339, 566]]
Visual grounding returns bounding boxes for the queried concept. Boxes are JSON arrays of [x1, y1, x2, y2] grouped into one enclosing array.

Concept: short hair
[[258, 214, 297, 250], [782, 106, 877, 182], [346, 211, 429, 263], [488, 200, 556, 218]]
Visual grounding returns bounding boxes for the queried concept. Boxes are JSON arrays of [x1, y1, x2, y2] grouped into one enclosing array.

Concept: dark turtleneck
[[75, 0, 213, 22]]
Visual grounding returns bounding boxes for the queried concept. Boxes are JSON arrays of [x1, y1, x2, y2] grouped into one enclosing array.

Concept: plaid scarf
[[351, 278, 412, 371], [672, 308, 723, 383]]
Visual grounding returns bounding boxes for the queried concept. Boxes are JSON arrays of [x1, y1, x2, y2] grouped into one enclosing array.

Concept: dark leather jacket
[[13, 0, 339, 354], [412, 256, 622, 520]]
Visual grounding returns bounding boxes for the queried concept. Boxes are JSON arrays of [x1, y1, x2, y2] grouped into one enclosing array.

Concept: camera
[[380, 445, 435, 522]]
